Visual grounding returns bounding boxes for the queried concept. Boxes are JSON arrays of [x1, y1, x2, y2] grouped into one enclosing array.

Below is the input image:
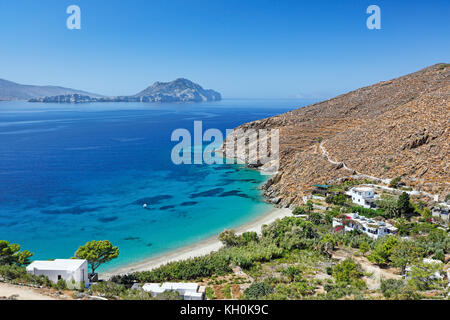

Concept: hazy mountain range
[[0, 78, 102, 101], [0, 78, 221, 103]]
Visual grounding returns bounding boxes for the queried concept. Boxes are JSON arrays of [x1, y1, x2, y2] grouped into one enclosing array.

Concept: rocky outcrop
[[29, 78, 221, 103], [220, 63, 450, 206]]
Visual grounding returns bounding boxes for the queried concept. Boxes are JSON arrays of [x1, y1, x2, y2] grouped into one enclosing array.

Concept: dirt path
[[0, 282, 58, 300], [320, 141, 439, 201], [332, 248, 400, 290]]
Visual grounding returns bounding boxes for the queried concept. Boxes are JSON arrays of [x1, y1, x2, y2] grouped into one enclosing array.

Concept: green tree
[[240, 232, 258, 245], [0, 240, 33, 266], [306, 200, 313, 214], [368, 236, 398, 266], [332, 258, 364, 287], [380, 279, 421, 300], [389, 241, 423, 274], [292, 206, 306, 215], [397, 192, 413, 217], [309, 212, 322, 225], [376, 195, 400, 218], [407, 261, 443, 291], [75, 240, 119, 274], [218, 230, 239, 247], [359, 241, 370, 255]]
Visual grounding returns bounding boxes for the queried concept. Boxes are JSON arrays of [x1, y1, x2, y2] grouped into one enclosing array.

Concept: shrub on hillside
[[244, 282, 274, 300]]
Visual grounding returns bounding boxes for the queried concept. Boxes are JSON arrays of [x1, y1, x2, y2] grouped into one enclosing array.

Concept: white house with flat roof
[[26, 259, 89, 289], [333, 213, 397, 239], [432, 203, 449, 222], [142, 282, 205, 300], [346, 187, 378, 209]]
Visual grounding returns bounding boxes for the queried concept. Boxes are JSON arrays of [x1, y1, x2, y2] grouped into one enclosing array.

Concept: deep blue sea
[[0, 99, 310, 271]]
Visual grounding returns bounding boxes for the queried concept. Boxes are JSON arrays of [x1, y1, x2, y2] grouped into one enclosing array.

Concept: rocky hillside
[[0, 78, 101, 101], [221, 63, 449, 207]]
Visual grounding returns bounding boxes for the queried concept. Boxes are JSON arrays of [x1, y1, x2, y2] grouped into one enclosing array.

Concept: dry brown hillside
[[222, 63, 450, 207]]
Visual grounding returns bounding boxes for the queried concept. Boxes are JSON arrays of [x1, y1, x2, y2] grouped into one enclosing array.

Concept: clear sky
[[0, 0, 448, 99]]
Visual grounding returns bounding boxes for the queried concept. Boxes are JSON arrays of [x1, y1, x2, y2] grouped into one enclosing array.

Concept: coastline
[[100, 207, 292, 279]]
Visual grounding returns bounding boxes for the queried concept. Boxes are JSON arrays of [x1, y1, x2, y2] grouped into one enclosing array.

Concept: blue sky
[[0, 0, 448, 98]]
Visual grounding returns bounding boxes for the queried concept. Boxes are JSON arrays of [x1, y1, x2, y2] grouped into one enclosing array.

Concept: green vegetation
[[0, 264, 51, 287], [292, 206, 306, 215], [332, 258, 365, 288], [244, 282, 274, 300], [380, 279, 421, 300], [389, 176, 402, 188], [0, 240, 33, 267], [397, 192, 414, 217], [75, 240, 119, 274], [1, 179, 448, 300]]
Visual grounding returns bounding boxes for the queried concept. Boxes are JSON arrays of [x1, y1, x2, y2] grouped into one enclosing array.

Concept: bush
[[309, 212, 323, 225], [244, 282, 274, 300], [389, 176, 402, 188], [222, 242, 283, 269], [349, 206, 385, 218], [359, 241, 370, 254], [219, 230, 259, 247], [89, 281, 126, 299], [205, 287, 215, 300], [282, 266, 303, 282], [0, 264, 51, 287], [368, 236, 398, 265], [261, 217, 318, 250], [379, 279, 422, 300], [332, 258, 365, 288], [54, 278, 67, 291], [292, 206, 306, 216], [125, 253, 232, 283]]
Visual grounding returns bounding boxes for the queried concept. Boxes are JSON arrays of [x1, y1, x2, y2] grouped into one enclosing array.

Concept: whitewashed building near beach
[[346, 187, 378, 209], [333, 213, 397, 239], [26, 259, 89, 289], [142, 282, 205, 300]]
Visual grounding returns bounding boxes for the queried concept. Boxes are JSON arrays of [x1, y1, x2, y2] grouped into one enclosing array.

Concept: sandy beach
[[101, 207, 292, 279]]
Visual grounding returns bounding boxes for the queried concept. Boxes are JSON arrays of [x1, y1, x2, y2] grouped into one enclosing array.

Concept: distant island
[[28, 78, 221, 103]]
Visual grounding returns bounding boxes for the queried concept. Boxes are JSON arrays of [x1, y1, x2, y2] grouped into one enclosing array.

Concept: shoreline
[[100, 207, 292, 279]]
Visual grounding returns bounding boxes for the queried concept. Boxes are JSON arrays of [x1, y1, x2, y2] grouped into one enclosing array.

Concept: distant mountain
[[28, 78, 222, 103], [0, 78, 102, 101], [134, 78, 221, 102]]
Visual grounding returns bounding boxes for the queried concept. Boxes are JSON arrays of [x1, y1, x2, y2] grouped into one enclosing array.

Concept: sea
[[0, 99, 311, 271]]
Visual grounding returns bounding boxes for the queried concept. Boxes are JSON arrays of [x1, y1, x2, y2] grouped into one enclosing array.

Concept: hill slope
[[0, 79, 102, 101], [221, 63, 450, 206]]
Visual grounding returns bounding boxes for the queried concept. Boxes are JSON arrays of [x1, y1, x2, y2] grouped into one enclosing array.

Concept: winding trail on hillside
[[319, 141, 439, 201]]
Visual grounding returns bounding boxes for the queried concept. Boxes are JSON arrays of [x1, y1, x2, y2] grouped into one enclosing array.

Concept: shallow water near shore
[[0, 99, 311, 271]]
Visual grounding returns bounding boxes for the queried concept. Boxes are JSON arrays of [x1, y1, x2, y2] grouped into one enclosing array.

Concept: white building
[[26, 259, 89, 289], [346, 187, 378, 209], [432, 203, 449, 222], [333, 213, 397, 239], [142, 282, 205, 300]]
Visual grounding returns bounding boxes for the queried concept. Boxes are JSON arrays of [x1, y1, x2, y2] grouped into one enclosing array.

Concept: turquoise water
[[0, 99, 310, 271]]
